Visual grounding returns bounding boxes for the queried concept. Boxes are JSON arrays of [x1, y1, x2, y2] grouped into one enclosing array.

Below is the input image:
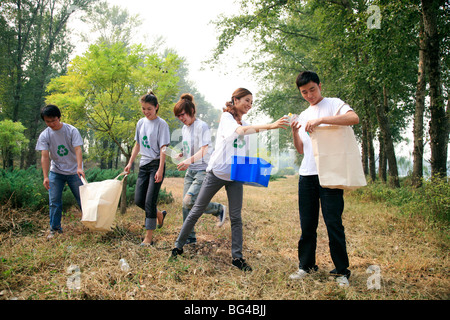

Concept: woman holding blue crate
[[170, 88, 289, 271]]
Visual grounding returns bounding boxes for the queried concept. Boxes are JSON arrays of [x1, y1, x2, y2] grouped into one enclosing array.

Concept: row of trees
[[0, 0, 222, 212], [211, 0, 449, 186], [0, 0, 97, 168], [0, 0, 220, 173], [1, 0, 448, 192]]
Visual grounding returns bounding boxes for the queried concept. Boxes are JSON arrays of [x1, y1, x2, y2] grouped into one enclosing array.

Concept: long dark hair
[[223, 88, 252, 124]]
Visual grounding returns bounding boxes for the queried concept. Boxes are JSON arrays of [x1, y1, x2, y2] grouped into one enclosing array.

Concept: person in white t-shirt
[[125, 92, 170, 246], [289, 71, 359, 287], [173, 93, 227, 245], [170, 88, 289, 271], [35, 104, 85, 239]]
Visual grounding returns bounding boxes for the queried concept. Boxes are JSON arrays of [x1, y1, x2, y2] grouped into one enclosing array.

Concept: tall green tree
[[0, 0, 97, 169], [79, 0, 142, 47], [0, 120, 29, 169], [46, 42, 182, 212], [211, 0, 445, 185], [421, 0, 448, 178]]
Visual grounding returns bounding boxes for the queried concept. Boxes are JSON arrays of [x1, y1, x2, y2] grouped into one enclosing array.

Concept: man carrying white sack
[[289, 71, 359, 287]]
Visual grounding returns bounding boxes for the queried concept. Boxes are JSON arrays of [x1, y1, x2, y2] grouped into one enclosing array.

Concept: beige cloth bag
[[310, 116, 366, 190], [80, 172, 127, 231]]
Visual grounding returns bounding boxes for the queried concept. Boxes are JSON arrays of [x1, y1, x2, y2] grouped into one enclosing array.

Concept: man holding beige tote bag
[[289, 71, 361, 287]]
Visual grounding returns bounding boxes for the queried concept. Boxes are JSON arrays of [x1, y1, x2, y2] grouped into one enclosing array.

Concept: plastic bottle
[[119, 258, 130, 272], [285, 113, 298, 124], [162, 146, 183, 164]]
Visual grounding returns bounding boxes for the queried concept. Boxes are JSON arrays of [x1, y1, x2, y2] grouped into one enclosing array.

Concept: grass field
[[0, 176, 448, 301]]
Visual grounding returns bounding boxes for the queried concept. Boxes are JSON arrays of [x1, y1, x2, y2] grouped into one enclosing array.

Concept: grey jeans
[[175, 171, 244, 259], [182, 169, 223, 240]]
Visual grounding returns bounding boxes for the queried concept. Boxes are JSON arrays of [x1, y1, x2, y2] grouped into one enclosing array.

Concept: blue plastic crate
[[230, 156, 273, 187]]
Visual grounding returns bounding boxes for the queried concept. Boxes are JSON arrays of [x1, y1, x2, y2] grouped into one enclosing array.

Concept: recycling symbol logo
[[183, 141, 190, 155], [142, 136, 151, 149], [57, 145, 69, 157], [233, 138, 245, 149]]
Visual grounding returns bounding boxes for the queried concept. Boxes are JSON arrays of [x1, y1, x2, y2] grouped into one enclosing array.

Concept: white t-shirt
[[182, 119, 213, 171], [298, 97, 353, 176], [207, 112, 249, 181], [35, 123, 83, 175], [134, 116, 170, 167]]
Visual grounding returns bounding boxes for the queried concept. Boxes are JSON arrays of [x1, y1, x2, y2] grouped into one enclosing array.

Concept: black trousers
[[135, 160, 165, 230], [297, 175, 350, 275]]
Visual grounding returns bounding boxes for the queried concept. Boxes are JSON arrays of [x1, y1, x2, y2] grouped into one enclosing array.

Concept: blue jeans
[[48, 171, 83, 232], [182, 169, 223, 240], [297, 175, 349, 275]]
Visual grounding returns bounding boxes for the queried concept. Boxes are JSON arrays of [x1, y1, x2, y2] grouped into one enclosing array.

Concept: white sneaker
[[336, 276, 349, 287], [217, 205, 227, 227], [289, 268, 309, 280], [47, 230, 56, 239]]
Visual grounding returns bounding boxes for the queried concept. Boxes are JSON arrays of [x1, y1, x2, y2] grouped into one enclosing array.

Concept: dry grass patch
[[0, 176, 448, 300]]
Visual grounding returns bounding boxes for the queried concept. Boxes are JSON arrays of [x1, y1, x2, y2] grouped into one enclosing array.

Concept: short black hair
[[296, 71, 320, 88], [41, 104, 61, 120]]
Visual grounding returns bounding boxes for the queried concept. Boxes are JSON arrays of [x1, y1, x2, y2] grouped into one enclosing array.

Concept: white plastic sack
[[310, 125, 366, 190], [80, 172, 127, 231]]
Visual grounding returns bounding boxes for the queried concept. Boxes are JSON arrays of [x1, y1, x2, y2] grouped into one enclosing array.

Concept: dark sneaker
[[216, 205, 227, 227], [329, 268, 351, 279], [169, 247, 183, 261], [232, 258, 252, 272]]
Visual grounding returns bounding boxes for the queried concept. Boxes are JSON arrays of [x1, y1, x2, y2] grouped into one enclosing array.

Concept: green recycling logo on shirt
[[233, 138, 246, 149], [183, 141, 190, 155], [142, 136, 151, 149], [57, 145, 69, 157]]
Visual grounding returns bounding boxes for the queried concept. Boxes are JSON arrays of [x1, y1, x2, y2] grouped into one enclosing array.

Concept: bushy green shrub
[[0, 167, 175, 212], [410, 177, 449, 223], [0, 167, 49, 212], [352, 177, 449, 224]]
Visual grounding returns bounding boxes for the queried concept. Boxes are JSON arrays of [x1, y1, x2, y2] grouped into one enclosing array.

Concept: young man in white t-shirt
[[290, 71, 359, 287], [35, 105, 85, 239]]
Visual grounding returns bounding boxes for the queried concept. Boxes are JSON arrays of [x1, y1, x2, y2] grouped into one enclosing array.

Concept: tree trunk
[[120, 155, 131, 214], [422, 0, 448, 178], [378, 132, 387, 182], [120, 175, 128, 215], [373, 86, 399, 187], [412, 17, 426, 187], [362, 117, 369, 176], [368, 123, 376, 182]]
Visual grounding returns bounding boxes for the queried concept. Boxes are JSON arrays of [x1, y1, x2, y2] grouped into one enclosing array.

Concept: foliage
[[0, 0, 97, 168], [0, 120, 29, 169], [0, 167, 176, 212], [46, 42, 182, 162], [80, 0, 142, 47], [352, 176, 449, 224], [0, 167, 48, 212], [211, 0, 449, 183]]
